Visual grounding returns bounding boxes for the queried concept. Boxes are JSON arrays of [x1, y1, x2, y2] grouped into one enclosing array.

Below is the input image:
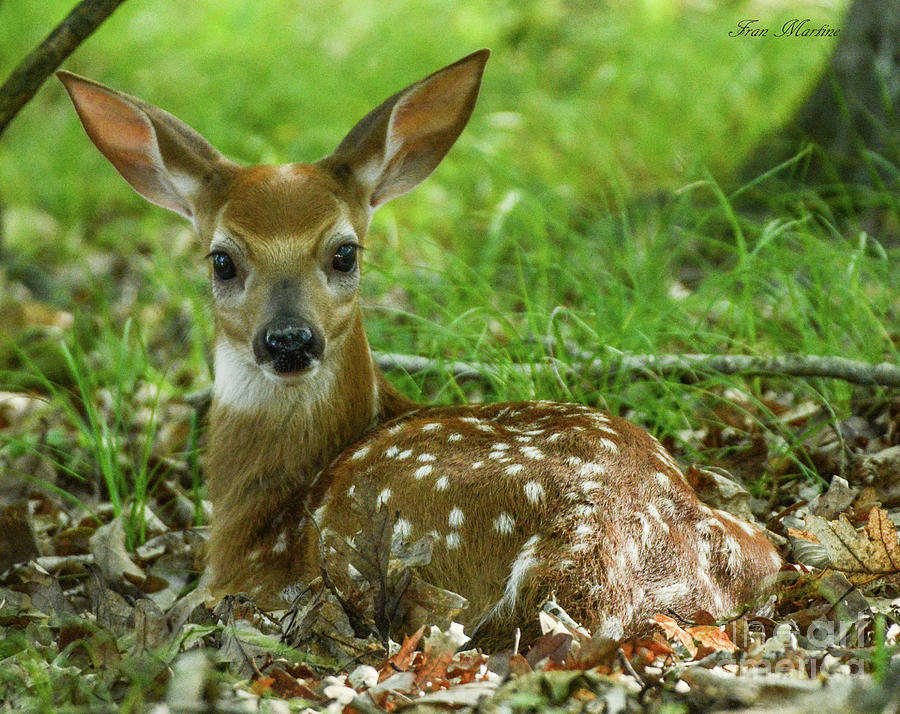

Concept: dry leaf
[[415, 622, 468, 688], [89, 516, 146, 586], [808, 476, 858, 519], [804, 506, 900, 583], [686, 625, 738, 657], [651, 613, 698, 657], [379, 625, 425, 680], [0, 503, 40, 572], [787, 526, 831, 569]]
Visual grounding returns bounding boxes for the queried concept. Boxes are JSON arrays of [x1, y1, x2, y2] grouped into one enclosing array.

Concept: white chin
[[261, 362, 319, 385]]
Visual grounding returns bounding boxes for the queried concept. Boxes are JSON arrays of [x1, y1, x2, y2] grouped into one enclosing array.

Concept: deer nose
[[253, 316, 324, 374], [266, 323, 313, 353]]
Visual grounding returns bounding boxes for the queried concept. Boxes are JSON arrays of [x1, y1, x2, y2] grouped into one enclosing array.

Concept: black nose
[[266, 324, 313, 353], [253, 316, 323, 374]]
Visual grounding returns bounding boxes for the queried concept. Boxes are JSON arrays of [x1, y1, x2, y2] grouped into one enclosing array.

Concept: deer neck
[[204, 312, 415, 520]]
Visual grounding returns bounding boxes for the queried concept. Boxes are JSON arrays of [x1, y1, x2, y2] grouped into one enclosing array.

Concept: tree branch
[[183, 351, 899, 412], [374, 351, 900, 389], [0, 0, 127, 139]]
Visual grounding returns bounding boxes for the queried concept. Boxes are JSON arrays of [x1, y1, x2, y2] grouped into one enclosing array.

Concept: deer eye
[[210, 251, 237, 281], [332, 243, 358, 273]]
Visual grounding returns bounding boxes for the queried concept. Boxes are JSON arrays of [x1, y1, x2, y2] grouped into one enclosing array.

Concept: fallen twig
[[181, 351, 900, 413], [374, 350, 900, 389]]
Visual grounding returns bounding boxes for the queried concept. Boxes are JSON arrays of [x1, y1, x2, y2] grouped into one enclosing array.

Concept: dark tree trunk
[[741, 0, 900, 195]]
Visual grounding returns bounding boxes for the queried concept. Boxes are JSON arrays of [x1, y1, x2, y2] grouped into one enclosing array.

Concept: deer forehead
[[216, 163, 367, 251]]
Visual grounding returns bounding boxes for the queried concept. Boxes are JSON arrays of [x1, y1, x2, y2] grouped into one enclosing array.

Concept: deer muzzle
[[253, 315, 324, 374]]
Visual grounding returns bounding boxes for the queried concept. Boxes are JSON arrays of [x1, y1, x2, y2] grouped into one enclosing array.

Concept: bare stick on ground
[[183, 351, 900, 411], [374, 351, 900, 389]]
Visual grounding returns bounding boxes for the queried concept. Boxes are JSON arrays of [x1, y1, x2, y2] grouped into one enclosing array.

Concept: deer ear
[[58, 71, 233, 221], [321, 49, 489, 209]]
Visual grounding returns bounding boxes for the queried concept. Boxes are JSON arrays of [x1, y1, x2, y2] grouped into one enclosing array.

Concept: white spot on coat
[[717, 509, 759, 537], [417, 453, 436, 462], [524, 481, 545, 503], [446, 531, 461, 549], [505, 463, 525, 476], [377, 488, 391, 506], [484, 535, 541, 620], [413, 464, 433, 480], [598, 438, 618, 453], [350, 445, 370, 461], [448, 507, 465, 528], [655, 582, 690, 605], [579, 462, 605, 477], [634, 511, 652, 547], [596, 616, 624, 640], [393, 518, 412, 539], [724, 534, 743, 573], [494, 512, 515, 535], [520, 445, 545, 460], [646, 503, 670, 532], [435, 476, 449, 491], [422, 422, 442, 431]]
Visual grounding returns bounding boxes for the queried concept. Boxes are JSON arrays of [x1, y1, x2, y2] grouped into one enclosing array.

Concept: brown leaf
[[250, 676, 274, 696], [864, 506, 900, 570], [399, 574, 468, 633], [651, 613, 697, 657], [808, 476, 858, 519], [268, 668, 322, 701], [508, 653, 533, 676], [686, 625, 738, 658], [525, 632, 573, 669], [414, 622, 467, 688], [57, 623, 92, 650], [89, 516, 146, 586], [689, 610, 717, 626], [0, 503, 40, 572], [804, 506, 900, 581], [379, 625, 425, 680], [131, 598, 169, 652]]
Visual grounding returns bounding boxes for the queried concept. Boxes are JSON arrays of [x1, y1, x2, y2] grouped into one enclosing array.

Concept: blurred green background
[[5, 0, 896, 452], [1, 0, 842, 221]]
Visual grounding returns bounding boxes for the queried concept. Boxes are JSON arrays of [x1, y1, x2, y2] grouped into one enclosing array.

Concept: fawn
[[59, 50, 781, 644]]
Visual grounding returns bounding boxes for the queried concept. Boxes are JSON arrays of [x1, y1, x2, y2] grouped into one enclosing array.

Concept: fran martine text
[[730, 18, 840, 38]]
